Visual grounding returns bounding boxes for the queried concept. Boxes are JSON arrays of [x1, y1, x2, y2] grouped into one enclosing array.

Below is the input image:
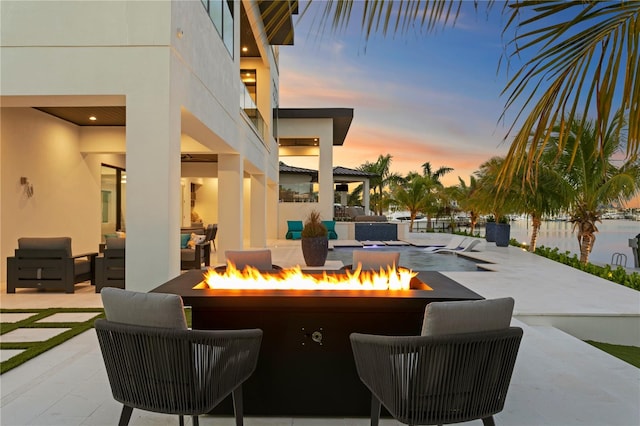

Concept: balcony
[[240, 85, 267, 140]]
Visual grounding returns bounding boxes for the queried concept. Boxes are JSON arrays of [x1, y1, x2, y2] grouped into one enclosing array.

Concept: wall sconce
[[20, 177, 34, 198]]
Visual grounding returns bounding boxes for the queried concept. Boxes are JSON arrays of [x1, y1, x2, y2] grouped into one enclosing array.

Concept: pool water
[[327, 245, 487, 271]]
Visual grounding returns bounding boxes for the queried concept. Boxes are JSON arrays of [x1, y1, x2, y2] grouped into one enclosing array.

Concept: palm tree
[[438, 184, 463, 232], [298, 0, 639, 183], [473, 156, 519, 224], [542, 111, 640, 264], [390, 174, 436, 232], [511, 160, 570, 252], [455, 176, 480, 235], [357, 154, 403, 215], [412, 163, 452, 228], [421, 162, 453, 184]]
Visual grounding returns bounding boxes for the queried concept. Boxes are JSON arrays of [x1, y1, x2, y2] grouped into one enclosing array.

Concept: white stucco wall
[[0, 107, 125, 278], [1, 0, 284, 289], [278, 117, 335, 237]]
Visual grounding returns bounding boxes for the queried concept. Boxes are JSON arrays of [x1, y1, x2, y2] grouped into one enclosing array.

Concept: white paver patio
[[1, 238, 638, 425]]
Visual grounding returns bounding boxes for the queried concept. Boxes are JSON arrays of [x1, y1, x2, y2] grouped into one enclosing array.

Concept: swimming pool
[[326, 245, 487, 271]]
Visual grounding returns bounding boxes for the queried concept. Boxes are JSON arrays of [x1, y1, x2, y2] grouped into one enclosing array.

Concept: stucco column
[[181, 179, 192, 227], [363, 179, 370, 215], [266, 180, 278, 240], [250, 173, 266, 247], [218, 154, 243, 252], [318, 132, 333, 220], [126, 94, 181, 292]]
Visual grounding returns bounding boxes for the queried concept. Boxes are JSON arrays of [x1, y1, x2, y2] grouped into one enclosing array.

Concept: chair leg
[[482, 416, 496, 426], [232, 385, 244, 426], [192, 416, 199, 426], [179, 415, 184, 426], [118, 405, 133, 426], [370, 394, 381, 426]]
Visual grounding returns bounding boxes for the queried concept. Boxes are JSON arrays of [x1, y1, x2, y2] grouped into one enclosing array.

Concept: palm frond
[[500, 1, 640, 185], [305, 0, 474, 40]]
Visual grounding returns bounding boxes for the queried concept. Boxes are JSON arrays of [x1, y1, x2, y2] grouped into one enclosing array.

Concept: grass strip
[[586, 340, 640, 368], [1, 308, 104, 374], [1, 307, 191, 374]]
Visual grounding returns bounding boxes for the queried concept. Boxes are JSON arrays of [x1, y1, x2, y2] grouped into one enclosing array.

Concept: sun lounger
[[423, 236, 467, 253], [437, 239, 482, 254]]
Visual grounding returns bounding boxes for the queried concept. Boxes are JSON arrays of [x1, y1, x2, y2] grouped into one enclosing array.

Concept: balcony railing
[[240, 86, 267, 139]]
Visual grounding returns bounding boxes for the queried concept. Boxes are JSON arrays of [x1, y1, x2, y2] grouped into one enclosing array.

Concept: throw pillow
[[187, 233, 206, 249], [180, 233, 191, 249]]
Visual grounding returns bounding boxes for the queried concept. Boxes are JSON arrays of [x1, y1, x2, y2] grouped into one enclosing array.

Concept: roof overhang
[[258, 0, 298, 45], [279, 163, 377, 184], [277, 108, 354, 146]]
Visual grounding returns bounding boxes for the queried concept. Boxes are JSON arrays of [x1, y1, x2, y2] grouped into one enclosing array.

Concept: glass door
[[101, 165, 126, 241]]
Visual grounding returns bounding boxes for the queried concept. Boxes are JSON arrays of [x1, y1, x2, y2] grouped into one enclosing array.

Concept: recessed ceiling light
[[89, 116, 97, 121], [242, 46, 248, 52]]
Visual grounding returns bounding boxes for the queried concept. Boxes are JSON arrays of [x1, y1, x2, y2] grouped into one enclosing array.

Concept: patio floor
[[1, 237, 639, 425]]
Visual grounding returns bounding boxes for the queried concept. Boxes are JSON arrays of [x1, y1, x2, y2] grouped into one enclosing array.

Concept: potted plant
[[495, 215, 511, 247], [301, 210, 329, 266], [485, 215, 496, 242]]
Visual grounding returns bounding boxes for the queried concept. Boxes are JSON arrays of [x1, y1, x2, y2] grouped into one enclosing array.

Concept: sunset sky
[[278, 2, 639, 208], [279, 2, 521, 186]]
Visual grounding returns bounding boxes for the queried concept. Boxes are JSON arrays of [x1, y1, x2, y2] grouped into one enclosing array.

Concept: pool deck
[[1, 236, 639, 425]]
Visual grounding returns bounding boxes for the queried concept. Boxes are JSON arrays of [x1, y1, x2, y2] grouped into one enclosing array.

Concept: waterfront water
[[508, 219, 639, 266]]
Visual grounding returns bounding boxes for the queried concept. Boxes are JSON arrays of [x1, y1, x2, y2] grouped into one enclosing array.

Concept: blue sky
[[279, 1, 522, 186]]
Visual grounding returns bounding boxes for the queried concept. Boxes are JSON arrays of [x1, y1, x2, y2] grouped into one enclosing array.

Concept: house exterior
[[0, 0, 298, 292], [276, 107, 357, 237]]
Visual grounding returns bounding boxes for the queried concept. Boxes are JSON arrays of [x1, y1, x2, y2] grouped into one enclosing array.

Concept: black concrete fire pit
[[152, 269, 482, 416]]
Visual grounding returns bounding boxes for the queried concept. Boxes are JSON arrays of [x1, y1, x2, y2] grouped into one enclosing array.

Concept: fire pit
[[200, 263, 424, 290], [152, 268, 482, 416]]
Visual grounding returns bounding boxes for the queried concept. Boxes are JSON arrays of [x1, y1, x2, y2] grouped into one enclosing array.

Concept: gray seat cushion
[[101, 287, 187, 329], [225, 249, 273, 270], [421, 297, 515, 336], [352, 250, 400, 270], [18, 237, 72, 256], [105, 237, 125, 249]]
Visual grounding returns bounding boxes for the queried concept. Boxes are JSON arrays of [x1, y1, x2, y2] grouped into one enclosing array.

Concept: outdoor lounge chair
[[285, 220, 303, 240], [423, 235, 467, 252], [350, 297, 522, 426], [96, 288, 263, 426], [436, 238, 481, 254], [216, 249, 283, 272], [180, 225, 214, 270], [341, 250, 401, 271], [209, 224, 218, 251], [95, 237, 125, 292], [322, 220, 338, 240], [6, 237, 97, 293]]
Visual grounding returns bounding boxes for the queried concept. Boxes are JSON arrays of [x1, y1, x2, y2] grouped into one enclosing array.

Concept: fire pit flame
[[201, 262, 419, 290]]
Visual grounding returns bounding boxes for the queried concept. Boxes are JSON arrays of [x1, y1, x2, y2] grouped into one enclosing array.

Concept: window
[[202, 0, 234, 56], [279, 183, 318, 203]]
